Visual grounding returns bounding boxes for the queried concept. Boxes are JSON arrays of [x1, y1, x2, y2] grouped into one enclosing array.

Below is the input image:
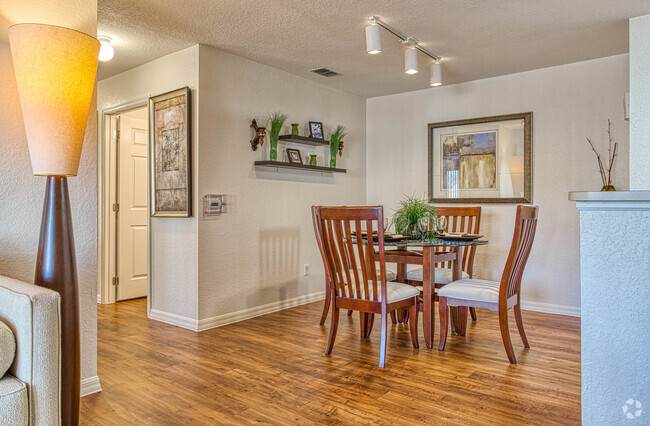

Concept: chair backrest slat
[[499, 205, 539, 303], [316, 206, 386, 303], [435, 206, 482, 276]]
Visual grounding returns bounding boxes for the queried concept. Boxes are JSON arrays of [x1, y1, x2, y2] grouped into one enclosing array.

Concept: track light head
[[430, 61, 442, 86], [404, 47, 418, 74], [365, 22, 382, 54]]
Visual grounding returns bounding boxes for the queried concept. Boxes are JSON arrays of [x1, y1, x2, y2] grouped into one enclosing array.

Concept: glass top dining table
[[379, 237, 488, 349]]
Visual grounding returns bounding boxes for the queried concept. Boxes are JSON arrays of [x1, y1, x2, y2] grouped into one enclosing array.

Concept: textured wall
[[196, 45, 366, 320], [97, 45, 200, 320], [366, 54, 629, 315], [0, 0, 98, 383], [630, 14, 650, 190], [578, 202, 650, 423]]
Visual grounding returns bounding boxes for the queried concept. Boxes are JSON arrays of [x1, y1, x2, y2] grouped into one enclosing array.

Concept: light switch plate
[[203, 194, 225, 216]]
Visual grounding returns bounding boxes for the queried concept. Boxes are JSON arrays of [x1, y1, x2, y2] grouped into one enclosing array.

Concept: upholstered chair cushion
[[0, 320, 15, 378], [406, 267, 469, 283], [437, 279, 501, 303], [0, 375, 28, 425], [347, 268, 396, 282], [344, 281, 420, 303]]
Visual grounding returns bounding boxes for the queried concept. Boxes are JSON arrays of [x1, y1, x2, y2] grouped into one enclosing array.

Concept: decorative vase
[[291, 123, 299, 136], [269, 139, 278, 161], [601, 185, 616, 191], [309, 154, 317, 166], [406, 223, 420, 240]]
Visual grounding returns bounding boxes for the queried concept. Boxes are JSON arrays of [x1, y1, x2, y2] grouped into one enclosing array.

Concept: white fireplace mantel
[[570, 190, 650, 424]]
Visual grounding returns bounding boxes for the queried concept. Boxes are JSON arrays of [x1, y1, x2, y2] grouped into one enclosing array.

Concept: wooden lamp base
[[34, 176, 80, 425]]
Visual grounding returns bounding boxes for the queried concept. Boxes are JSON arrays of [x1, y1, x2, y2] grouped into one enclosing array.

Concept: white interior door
[[116, 112, 148, 300]]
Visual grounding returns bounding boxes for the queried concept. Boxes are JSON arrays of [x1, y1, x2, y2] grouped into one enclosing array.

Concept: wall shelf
[[254, 161, 346, 173], [278, 135, 330, 146]]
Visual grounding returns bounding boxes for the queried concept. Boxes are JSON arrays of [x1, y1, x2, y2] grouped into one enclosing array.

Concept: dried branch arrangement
[[586, 119, 618, 188]]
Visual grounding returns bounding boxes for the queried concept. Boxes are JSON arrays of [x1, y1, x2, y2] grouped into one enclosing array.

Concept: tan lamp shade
[[9, 24, 100, 176]]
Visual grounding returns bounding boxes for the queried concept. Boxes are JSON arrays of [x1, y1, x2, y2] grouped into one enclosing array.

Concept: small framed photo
[[309, 121, 324, 139], [286, 148, 303, 164]]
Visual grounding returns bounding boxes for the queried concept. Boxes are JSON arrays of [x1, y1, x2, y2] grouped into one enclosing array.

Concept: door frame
[[97, 97, 152, 313]]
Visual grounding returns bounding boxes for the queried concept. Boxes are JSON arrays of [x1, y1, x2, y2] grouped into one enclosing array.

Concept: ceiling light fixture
[[98, 35, 114, 61], [404, 38, 419, 74], [430, 60, 442, 86], [365, 18, 382, 54], [366, 16, 443, 86]]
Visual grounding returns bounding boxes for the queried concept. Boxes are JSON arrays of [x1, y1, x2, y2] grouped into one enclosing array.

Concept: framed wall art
[[149, 87, 192, 217], [309, 121, 324, 139], [428, 112, 532, 204], [286, 148, 303, 164]]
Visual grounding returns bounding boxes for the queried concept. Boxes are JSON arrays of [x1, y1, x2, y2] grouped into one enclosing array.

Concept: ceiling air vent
[[311, 68, 340, 77]]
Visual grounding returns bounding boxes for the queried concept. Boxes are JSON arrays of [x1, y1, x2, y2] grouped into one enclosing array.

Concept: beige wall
[[196, 45, 366, 323], [97, 45, 200, 321], [366, 54, 630, 315], [630, 15, 650, 189], [0, 0, 99, 386]]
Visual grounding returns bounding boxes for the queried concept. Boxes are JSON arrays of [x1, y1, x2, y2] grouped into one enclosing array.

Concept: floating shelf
[[278, 135, 330, 146], [254, 161, 346, 173]]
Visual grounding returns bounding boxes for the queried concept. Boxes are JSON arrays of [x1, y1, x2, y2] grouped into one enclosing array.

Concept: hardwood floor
[[81, 298, 580, 425]]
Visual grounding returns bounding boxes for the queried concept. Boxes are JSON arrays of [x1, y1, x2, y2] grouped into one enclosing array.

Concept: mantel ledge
[[570, 191, 650, 211]]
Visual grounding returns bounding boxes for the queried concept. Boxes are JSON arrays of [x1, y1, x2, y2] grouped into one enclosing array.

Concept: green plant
[[391, 195, 437, 237], [268, 112, 287, 161], [330, 124, 347, 157]]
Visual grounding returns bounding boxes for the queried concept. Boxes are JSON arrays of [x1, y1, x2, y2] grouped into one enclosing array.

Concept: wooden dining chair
[[438, 205, 538, 364], [312, 206, 397, 325], [406, 206, 482, 321], [316, 206, 420, 367]]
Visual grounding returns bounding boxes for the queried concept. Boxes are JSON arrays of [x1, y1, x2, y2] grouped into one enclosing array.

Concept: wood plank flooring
[[81, 298, 580, 425]]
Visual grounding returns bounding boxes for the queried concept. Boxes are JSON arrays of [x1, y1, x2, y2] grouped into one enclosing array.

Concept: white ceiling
[[98, 0, 650, 98]]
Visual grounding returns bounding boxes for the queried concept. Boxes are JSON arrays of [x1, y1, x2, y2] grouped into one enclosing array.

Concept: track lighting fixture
[[365, 19, 382, 54], [365, 16, 443, 86], [430, 61, 442, 86]]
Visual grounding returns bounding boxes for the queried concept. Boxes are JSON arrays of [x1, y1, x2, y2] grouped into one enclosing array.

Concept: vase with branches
[[269, 112, 287, 161], [329, 125, 346, 168], [586, 119, 618, 191]]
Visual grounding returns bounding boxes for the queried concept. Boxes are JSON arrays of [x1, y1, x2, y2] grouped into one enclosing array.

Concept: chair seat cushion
[[437, 279, 501, 304], [347, 268, 396, 282], [406, 267, 469, 284], [0, 320, 15, 378], [0, 375, 28, 426], [344, 281, 420, 303]]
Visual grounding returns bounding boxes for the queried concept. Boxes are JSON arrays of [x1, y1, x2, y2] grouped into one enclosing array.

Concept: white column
[[570, 191, 650, 423], [629, 15, 650, 189]]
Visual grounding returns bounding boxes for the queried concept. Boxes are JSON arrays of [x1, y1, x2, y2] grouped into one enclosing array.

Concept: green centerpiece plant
[[391, 195, 437, 239], [269, 111, 288, 161], [329, 125, 346, 168]]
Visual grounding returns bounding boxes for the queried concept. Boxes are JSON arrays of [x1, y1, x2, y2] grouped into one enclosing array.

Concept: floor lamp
[[8, 24, 99, 425]]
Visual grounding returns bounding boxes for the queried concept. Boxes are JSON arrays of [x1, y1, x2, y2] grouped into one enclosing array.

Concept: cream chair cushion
[[344, 281, 420, 303], [406, 267, 469, 283], [437, 279, 501, 304], [0, 375, 28, 426], [0, 320, 16, 377], [346, 268, 396, 282]]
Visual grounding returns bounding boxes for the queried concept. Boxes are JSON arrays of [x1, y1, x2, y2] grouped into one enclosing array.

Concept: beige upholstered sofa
[[0, 275, 61, 425]]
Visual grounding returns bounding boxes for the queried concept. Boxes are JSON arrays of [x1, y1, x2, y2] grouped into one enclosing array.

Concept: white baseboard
[[521, 300, 580, 317], [149, 308, 200, 331], [197, 291, 325, 331], [148, 291, 325, 332], [80, 376, 102, 397]]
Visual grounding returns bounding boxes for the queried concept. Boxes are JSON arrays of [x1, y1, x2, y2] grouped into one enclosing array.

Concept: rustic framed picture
[[286, 148, 302, 164], [428, 112, 532, 204], [309, 121, 324, 139], [149, 87, 192, 217]]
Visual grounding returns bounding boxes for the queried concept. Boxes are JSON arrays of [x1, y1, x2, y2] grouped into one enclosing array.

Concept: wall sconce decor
[[250, 116, 268, 151]]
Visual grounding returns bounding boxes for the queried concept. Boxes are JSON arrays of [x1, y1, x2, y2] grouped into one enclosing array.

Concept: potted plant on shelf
[[391, 195, 437, 239], [329, 125, 346, 168], [269, 111, 288, 161], [586, 119, 618, 191]]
